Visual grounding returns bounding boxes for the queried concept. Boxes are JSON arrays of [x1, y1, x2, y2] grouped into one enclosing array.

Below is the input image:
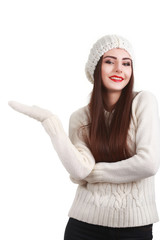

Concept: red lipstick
[[109, 75, 124, 82]]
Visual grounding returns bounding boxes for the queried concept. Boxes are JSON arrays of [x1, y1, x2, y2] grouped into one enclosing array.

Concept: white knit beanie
[[85, 34, 135, 84]]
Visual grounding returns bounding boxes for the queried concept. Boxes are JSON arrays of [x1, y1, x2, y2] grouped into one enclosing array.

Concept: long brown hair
[[82, 56, 137, 163]]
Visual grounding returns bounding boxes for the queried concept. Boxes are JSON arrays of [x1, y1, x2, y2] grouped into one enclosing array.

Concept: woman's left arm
[[83, 91, 160, 184]]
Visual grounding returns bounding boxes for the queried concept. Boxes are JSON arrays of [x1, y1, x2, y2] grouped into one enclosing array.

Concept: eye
[[123, 62, 131, 66], [105, 60, 114, 64]]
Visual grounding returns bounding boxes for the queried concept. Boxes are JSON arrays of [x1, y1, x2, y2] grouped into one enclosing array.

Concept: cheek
[[101, 64, 112, 76], [125, 68, 132, 79]]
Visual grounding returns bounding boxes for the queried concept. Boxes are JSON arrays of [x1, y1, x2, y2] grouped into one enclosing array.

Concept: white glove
[[8, 101, 53, 122]]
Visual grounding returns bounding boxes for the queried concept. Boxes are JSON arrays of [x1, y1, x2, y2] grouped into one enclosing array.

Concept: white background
[[0, 0, 160, 239]]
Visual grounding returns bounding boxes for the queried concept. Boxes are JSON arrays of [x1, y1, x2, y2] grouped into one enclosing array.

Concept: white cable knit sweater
[[42, 90, 160, 228]]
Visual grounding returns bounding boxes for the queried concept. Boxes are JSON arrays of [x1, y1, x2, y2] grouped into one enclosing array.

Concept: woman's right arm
[[8, 101, 95, 181]]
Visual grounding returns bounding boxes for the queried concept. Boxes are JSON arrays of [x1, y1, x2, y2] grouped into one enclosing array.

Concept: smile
[[109, 75, 124, 82]]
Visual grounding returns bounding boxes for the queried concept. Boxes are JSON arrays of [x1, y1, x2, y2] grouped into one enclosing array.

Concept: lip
[[109, 75, 124, 82]]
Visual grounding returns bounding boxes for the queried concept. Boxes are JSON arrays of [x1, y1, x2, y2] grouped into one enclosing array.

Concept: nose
[[115, 62, 122, 73]]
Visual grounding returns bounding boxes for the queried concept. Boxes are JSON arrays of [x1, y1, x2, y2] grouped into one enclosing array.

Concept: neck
[[102, 89, 122, 112]]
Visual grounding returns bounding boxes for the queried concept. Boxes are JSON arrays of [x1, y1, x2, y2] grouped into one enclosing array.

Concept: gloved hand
[[8, 101, 53, 122]]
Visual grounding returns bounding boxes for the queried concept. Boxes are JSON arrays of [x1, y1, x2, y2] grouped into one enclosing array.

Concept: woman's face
[[101, 48, 132, 92]]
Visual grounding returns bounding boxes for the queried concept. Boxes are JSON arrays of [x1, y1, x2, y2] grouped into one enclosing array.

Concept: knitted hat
[[85, 34, 135, 84]]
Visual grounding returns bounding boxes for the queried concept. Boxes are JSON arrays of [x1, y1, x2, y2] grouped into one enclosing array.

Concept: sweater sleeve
[[41, 106, 95, 180], [84, 91, 160, 184]]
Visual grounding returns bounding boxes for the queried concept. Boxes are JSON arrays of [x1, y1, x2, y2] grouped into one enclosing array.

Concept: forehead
[[103, 48, 131, 58]]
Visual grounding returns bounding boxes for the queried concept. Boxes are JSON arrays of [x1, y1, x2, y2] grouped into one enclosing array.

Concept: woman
[[9, 35, 160, 240]]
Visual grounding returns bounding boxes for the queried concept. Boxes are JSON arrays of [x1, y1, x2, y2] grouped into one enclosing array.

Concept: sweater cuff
[[42, 115, 65, 136]]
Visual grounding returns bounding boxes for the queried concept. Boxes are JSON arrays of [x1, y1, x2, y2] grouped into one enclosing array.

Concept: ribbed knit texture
[[68, 177, 158, 228], [42, 90, 160, 228]]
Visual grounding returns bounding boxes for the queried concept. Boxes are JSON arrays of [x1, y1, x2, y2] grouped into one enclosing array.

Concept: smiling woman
[[8, 34, 160, 240]]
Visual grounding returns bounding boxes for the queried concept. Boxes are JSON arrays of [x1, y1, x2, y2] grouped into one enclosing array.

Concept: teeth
[[111, 77, 122, 80]]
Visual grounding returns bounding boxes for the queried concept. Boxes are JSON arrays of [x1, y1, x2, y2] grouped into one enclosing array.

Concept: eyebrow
[[103, 56, 132, 61]]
